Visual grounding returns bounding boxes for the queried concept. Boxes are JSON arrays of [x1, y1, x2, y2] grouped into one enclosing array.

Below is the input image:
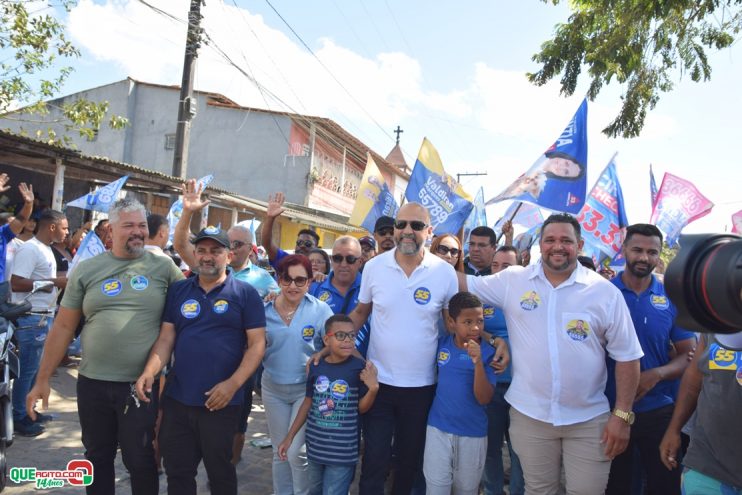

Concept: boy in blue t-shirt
[[424, 292, 498, 494], [279, 314, 379, 495]]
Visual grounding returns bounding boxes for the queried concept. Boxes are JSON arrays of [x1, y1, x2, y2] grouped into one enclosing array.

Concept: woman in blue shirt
[[262, 254, 334, 495]]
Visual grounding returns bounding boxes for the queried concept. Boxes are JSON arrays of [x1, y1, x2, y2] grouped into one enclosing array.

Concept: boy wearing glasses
[[278, 314, 379, 495]]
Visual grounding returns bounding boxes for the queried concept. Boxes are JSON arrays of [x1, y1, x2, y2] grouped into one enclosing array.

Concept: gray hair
[[228, 224, 253, 243], [334, 235, 361, 252], [108, 198, 146, 224]]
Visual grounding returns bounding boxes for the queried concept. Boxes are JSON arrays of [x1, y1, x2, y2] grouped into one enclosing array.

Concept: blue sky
[[54, 0, 742, 234]]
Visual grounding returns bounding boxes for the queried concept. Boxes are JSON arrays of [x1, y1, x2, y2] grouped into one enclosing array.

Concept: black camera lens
[[665, 234, 742, 334]]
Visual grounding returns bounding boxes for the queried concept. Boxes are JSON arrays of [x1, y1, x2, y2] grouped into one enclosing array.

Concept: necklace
[[277, 297, 300, 322]]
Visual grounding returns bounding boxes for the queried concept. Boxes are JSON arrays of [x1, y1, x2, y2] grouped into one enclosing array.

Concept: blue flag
[[349, 155, 399, 233], [577, 155, 629, 259], [405, 138, 474, 234], [649, 164, 658, 208], [167, 174, 215, 244], [494, 201, 544, 232], [463, 187, 487, 254], [66, 176, 128, 213], [68, 231, 106, 275], [487, 99, 588, 213]]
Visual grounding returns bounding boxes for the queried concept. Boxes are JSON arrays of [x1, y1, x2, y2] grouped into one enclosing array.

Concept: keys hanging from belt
[[124, 383, 141, 415]]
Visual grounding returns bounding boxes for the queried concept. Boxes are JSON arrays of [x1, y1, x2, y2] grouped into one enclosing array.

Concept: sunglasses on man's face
[[296, 240, 315, 248], [376, 228, 394, 237], [331, 254, 360, 265], [436, 245, 461, 257], [279, 275, 309, 287], [329, 331, 357, 342], [394, 220, 427, 231]]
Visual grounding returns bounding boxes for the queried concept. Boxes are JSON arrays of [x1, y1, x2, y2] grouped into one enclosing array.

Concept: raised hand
[[0, 173, 10, 193], [266, 192, 286, 218], [18, 182, 34, 203], [182, 179, 210, 212]]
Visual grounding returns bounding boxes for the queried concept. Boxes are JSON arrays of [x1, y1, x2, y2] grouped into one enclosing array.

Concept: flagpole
[[495, 201, 523, 245]]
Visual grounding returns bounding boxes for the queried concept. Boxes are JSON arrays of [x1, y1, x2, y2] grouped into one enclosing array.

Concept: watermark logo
[[10, 460, 94, 489]]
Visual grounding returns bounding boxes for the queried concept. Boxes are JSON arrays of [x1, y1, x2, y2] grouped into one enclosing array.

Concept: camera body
[[665, 233, 742, 347]]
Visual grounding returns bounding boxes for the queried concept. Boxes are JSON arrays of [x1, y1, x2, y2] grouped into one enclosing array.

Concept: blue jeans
[[307, 461, 355, 495], [12, 314, 52, 421], [482, 382, 524, 495]]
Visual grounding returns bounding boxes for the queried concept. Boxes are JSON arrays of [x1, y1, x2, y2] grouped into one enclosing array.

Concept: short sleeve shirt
[[305, 356, 367, 466], [468, 262, 643, 426], [62, 251, 184, 381], [359, 249, 458, 387], [163, 274, 266, 406], [263, 294, 335, 384], [233, 260, 279, 298], [605, 273, 696, 413], [11, 237, 57, 310], [428, 334, 498, 437]]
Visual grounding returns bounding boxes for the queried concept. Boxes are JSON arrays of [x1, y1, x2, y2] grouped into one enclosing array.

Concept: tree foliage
[[529, 1, 742, 138], [0, 0, 126, 145]]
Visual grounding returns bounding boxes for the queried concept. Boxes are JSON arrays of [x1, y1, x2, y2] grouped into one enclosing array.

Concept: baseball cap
[[191, 226, 230, 248], [359, 236, 376, 249], [374, 216, 395, 233]]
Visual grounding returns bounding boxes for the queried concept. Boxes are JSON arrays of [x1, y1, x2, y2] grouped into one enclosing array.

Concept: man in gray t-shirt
[[26, 198, 183, 495]]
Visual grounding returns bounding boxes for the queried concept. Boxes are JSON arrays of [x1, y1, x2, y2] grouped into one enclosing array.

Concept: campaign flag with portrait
[[576, 155, 629, 258], [66, 175, 128, 213], [167, 174, 214, 244], [649, 173, 714, 246], [68, 231, 106, 275], [405, 138, 474, 234], [486, 99, 588, 214], [513, 225, 541, 253], [463, 187, 487, 246], [731, 209, 742, 234], [349, 154, 399, 233]]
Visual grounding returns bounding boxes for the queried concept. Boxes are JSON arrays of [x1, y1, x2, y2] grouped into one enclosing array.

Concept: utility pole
[[456, 171, 488, 184], [172, 0, 205, 179]]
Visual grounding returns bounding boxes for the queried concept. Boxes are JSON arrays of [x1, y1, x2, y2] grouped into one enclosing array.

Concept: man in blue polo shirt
[[136, 227, 266, 495], [309, 235, 372, 356], [605, 223, 696, 495]]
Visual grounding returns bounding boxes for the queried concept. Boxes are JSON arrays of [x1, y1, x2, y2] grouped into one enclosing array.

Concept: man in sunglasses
[[347, 202, 459, 495], [373, 215, 396, 254], [309, 236, 372, 356], [262, 192, 320, 268], [464, 226, 498, 276]]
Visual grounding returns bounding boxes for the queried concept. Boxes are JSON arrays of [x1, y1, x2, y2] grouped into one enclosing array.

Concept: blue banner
[[405, 138, 474, 234], [487, 99, 588, 213], [576, 156, 629, 258], [167, 175, 215, 244], [68, 231, 106, 274], [66, 176, 128, 213]]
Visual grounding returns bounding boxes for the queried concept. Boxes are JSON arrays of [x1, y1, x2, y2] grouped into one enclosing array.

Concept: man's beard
[[125, 236, 145, 256]]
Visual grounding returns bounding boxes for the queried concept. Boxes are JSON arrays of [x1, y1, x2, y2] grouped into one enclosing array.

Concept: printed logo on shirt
[[315, 375, 330, 393], [302, 325, 315, 342], [101, 279, 122, 297], [519, 291, 540, 311], [318, 291, 331, 302], [330, 380, 349, 400], [130, 275, 149, 291], [483, 304, 495, 319], [650, 295, 669, 310], [437, 349, 451, 366], [318, 398, 336, 417], [709, 343, 739, 371], [181, 299, 201, 319], [566, 319, 590, 341], [213, 300, 228, 314], [203, 226, 221, 235], [413, 287, 431, 305]]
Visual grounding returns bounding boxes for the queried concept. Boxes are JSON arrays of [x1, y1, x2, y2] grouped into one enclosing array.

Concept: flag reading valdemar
[[486, 99, 588, 213], [349, 154, 399, 232], [577, 155, 629, 258], [66, 176, 128, 213], [405, 138, 474, 234], [649, 173, 714, 246]]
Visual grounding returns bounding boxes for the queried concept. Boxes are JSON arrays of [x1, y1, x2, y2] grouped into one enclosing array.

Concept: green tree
[[528, 1, 742, 138], [0, 0, 126, 145]]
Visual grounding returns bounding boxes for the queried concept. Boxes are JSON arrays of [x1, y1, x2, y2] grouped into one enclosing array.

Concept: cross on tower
[[393, 125, 403, 144]]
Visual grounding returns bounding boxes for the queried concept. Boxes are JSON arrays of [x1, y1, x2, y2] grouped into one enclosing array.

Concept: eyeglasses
[[329, 331, 357, 342], [436, 245, 461, 257], [279, 275, 309, 287], [394, 220, 427, 231], [376, 228, 394, 237], [296, 240, 315, 248], [331, 254, 360, 265], [230, 241, 249, 249]]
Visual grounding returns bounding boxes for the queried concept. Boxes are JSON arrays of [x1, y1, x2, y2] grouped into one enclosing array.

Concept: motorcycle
[[0, 280, 54, 491]]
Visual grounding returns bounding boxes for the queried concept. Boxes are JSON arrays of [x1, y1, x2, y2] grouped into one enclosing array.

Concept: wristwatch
[[612, 408, 635, 425], [489, 335, 499, 347]]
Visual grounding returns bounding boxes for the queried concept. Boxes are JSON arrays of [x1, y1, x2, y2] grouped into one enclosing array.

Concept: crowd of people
[[0, 171, 739, 495]]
